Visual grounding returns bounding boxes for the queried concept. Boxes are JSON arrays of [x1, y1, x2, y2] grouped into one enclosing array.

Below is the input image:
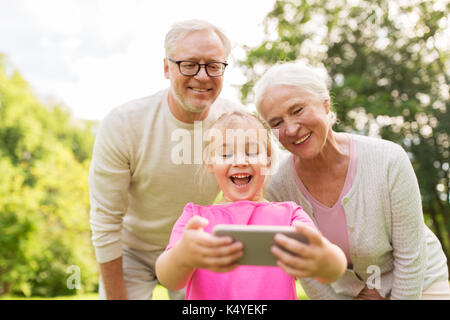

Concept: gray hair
[[254, 62, 336, 125], [164, 19, 232, 58]]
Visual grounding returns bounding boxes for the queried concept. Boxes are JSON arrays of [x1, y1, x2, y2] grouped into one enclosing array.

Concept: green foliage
[[0, 54, 98, 297], [240, 0, 450, 263]]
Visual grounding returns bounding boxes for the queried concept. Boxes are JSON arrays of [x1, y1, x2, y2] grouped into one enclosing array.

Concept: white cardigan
[[266, 134, 448, 299]]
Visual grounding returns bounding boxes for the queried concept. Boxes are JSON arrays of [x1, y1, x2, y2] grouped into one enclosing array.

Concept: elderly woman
[[255, 62, 449, 300]]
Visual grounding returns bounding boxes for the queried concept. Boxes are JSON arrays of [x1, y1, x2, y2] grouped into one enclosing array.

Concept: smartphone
[[213, 224, 309, 266]]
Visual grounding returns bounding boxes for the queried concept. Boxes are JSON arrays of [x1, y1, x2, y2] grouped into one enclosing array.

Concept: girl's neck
[[218, 194, 269, 205]]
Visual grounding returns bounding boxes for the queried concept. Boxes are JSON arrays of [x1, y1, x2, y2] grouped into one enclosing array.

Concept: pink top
[[292, 134, 358, 266], [166, 200, 316, 300]]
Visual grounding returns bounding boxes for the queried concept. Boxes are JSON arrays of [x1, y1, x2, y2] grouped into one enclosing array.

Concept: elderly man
[[89, 19, 241, 300]]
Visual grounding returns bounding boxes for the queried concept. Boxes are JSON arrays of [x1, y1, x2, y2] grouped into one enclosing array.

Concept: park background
[[0, 0, 449, 299]]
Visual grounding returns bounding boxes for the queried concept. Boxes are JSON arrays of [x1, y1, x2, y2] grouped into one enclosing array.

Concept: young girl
[[155, 111, 346, 300]]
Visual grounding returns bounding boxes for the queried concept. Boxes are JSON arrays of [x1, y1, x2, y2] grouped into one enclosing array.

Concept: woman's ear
[[323, 99, 330, 114]]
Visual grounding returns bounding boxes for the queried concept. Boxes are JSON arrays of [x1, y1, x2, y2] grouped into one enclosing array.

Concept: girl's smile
[[229, 172, 253, 189]]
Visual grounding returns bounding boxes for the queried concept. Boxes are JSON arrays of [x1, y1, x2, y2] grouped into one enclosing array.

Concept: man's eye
[[182, 62, 197, 69], [208, 63, 220, 70], [293, 108, 303, 115], [221, 154, 233, 158]]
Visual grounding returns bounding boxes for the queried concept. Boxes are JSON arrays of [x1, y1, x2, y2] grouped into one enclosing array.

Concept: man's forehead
[[174, 29, 225, 58]]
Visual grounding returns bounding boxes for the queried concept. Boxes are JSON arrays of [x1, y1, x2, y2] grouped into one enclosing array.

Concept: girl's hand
[[271, 221, 346, 284], [175, 215, 244, 272]]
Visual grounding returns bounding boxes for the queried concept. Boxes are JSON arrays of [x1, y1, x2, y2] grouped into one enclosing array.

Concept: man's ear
[[164, 58, 170, 80]]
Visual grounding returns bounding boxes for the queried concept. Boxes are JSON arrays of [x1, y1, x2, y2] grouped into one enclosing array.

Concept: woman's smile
[[293, 132, 312, 145]]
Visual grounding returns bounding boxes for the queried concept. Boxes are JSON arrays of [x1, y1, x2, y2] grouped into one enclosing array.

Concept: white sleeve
[[89, 109, 132, 263], [388, 145, 426, 299]]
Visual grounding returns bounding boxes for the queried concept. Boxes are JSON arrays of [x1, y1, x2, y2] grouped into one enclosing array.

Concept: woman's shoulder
[[350, 133, 405, 158], [349, 134, 412, 179], [350, 133, 401, 148]]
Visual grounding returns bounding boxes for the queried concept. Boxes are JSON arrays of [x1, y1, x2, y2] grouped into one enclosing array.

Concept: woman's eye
[[271, 121, 282, 128]]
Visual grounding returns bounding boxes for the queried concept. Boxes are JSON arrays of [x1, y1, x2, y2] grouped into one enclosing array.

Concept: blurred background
[[0, 0, 448, 299]]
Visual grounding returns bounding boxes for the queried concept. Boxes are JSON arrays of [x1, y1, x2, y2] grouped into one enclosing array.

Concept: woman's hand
[[271, 221, 347, 284], [174, 215, 244, 273]]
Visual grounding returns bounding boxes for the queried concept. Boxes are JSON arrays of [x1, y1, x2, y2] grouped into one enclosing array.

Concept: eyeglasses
[[167, 58, 228, 77]]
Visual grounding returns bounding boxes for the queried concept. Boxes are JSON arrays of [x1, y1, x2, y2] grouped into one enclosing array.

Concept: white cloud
[[0, 0, 276, 120], [21, 0, 82, 36]]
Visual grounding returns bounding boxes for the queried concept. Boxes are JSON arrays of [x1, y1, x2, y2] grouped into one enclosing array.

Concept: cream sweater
[[89, 89, 241, 263], [266, 134, 448, 299]]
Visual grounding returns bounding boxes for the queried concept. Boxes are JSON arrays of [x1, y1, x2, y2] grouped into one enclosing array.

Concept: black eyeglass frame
[[167, 58, 228, 77]]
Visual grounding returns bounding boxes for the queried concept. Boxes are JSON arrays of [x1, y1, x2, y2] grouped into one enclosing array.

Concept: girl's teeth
[[230, 175, 252, 186]]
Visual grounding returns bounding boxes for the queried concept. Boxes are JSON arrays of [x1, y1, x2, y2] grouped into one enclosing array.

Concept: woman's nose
[[284, 119, 300, 136]]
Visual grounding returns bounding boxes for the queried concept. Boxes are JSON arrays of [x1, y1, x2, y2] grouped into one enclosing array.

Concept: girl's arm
[[155, 242, 196, 291], [155, 216, 243, 291], [271, 221, 347, 284]]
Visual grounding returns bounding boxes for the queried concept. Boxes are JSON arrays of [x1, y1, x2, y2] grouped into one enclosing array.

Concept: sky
[[0, 0, 277, 120]]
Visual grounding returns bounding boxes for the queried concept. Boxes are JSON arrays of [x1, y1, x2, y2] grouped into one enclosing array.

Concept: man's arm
[[89, 109, 133, 299], [99, 256, 127, 300]]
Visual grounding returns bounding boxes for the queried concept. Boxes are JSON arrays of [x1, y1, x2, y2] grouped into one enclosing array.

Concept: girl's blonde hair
[[197, 110, 275, 192]]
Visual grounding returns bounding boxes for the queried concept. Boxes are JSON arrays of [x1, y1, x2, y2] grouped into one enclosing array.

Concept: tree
[[239, 0, 449, 265], [0, 53, 98, 297]]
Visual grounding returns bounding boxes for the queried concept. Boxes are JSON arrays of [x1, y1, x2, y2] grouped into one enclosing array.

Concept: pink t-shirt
[[292, 134, 358, 266], [166, 200, 316, 300]]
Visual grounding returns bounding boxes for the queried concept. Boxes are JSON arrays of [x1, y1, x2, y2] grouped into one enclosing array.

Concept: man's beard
[[170, 87, 208, 113]]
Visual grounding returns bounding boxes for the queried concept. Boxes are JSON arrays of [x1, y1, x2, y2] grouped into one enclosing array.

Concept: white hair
[[164, 19, 232, 58], [254, 61, 337, 125], [253, 61, 331, 108]]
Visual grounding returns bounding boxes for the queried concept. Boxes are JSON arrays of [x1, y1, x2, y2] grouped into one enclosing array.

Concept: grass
[[0, 285, 169, 300], [0, 293, 99, 300], [0, 282, 309, 300], [296, 281, 309, 300]]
